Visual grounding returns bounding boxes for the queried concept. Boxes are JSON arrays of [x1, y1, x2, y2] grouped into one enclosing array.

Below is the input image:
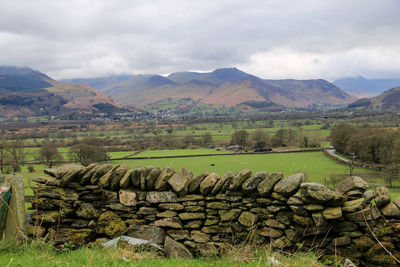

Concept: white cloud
[[239, 47, 400, 80], [0, 0, 399, 79]]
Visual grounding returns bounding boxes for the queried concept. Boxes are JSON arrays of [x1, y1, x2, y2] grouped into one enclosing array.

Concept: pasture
[[114, 151, 375, 184]]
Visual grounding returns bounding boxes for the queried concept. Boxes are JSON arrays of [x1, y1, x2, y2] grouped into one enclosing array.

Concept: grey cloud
[[0, 0, 399, 79]]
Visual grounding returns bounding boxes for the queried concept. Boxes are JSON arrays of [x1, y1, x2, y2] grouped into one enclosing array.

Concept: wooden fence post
[[3, 174, 27, 241]]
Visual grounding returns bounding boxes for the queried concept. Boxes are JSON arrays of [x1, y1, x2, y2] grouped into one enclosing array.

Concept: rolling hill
[[61, 75, 133, 91], [333, 76, 400, 97], [101, 68, 355, 111], [0, 66, 125, 117], [348, 87, 400, 110]]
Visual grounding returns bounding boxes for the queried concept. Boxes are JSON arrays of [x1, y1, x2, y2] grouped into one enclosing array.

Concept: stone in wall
[[27, 164, 400, 265]]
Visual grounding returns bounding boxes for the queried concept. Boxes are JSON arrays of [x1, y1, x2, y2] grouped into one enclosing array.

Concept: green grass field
[[133, 149, 229, 158], [0, 241, 324, 267], [114, 151, 375, 184]]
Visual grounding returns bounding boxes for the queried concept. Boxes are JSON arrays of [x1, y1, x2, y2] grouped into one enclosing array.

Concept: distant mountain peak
[[333, 76, 400, 97], [0, 66, 37, 75], [146, 75, 176, 87], [0, 65, 123, 117]]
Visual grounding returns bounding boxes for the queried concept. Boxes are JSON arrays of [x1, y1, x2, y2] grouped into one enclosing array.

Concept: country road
[[326, 149, 349, 164]]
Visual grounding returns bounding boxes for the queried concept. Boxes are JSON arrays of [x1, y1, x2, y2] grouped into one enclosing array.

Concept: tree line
[[330, 123, 400, 187], [229, 128, 323, 149], [330, 123, 399, 165]]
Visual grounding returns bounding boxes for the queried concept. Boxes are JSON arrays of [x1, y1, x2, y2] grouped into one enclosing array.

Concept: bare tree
[[69, 143, 109, 166], [230, 130, 249, 146], [7, 141, 25, 172], [39, 142, 63, 168], [0, 140, 8, 173]]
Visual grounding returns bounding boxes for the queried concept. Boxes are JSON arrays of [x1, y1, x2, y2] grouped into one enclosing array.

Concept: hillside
[[103, 68, 355, 111], [61, 75, 133, 91], [333, 76, 400, 97], [348, 87, 400, 110], [0, 66, 125, 117], [264, 79, 356, 107]]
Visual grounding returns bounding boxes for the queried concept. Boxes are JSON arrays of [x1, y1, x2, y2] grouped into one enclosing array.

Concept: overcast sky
[[0, 0, 399, 80]]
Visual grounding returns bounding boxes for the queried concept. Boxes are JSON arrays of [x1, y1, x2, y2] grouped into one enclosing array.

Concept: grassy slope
[[0, 241, 324, 267]]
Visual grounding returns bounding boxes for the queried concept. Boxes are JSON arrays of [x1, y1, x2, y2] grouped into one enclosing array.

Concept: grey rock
[[374, 186, 391, 208], [260, 227, 283, 238], [238, 211, 258, 227], [110, 165, 129, 190], [300, 182, 338, 203], [184, 220, 203, 229], [177, 195, 204, 201], [164, 236, 193, 258], [80, 165, 99, 185], [191, 230, 210, 243], [154, 218, 183, 229], [76, 203, 101, 219], [363, 190, 375, 204], [140, 167, 153, 191], [158, 203, 184, 211], [131, 166, 143, 188], [211, 172, 233, 195], [146, 167, 161, 191], [345, 206, 376, 222], [311, 212, 328, 227], [273, 173, 305, 197], [146, 191, 177, 203], [264, 219, 286, 230], [342, 198, 364, 213], [102, 190, 118, 203], [206, 202, 230, 209], [257, 173, 283, 197], [229, 169, 252, 191], [58, 164, 85, 187], [380, 202, 400, 218], [187, 172, 209, 193], [119, 189, 137, 206], [119, 169, 133, 189], [127, 225, 166, 244], [137, 207, 157, 215], [157, 211, 177, 218], [323, 207, 342, 220], [287, 196, 305, 206], [178, 212, 206, 220], [219, 209, 241, 222], [167, 229, 189, 240], [168, 168, 193, 196], [154, 167, 175, 191], [199, 173, 220, 195], [98, 165, 119, 188], [335, 176, 368, 194], [393, 196, 400, 210], [241, 171, 267, 194], [91, 164, 113, 185]]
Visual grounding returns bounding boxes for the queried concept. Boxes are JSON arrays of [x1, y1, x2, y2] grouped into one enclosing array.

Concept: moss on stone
[[96, 211, 127, 238], [365, 242, 400, 266]]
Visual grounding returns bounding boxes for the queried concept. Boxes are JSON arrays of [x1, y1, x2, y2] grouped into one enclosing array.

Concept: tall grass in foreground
[[0, 240, 327, 267]]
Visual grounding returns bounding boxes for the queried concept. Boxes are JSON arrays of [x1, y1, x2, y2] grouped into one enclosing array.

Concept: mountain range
[[0, 66, 124, 117], [348, 87, 400, 111], [65, 68, 355, 113], [10, 66, 400, 117], [333, 76, 400, 97]]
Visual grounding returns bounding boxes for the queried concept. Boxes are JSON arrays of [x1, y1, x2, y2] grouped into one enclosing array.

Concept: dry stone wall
[[28, 164, 400, 265]]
